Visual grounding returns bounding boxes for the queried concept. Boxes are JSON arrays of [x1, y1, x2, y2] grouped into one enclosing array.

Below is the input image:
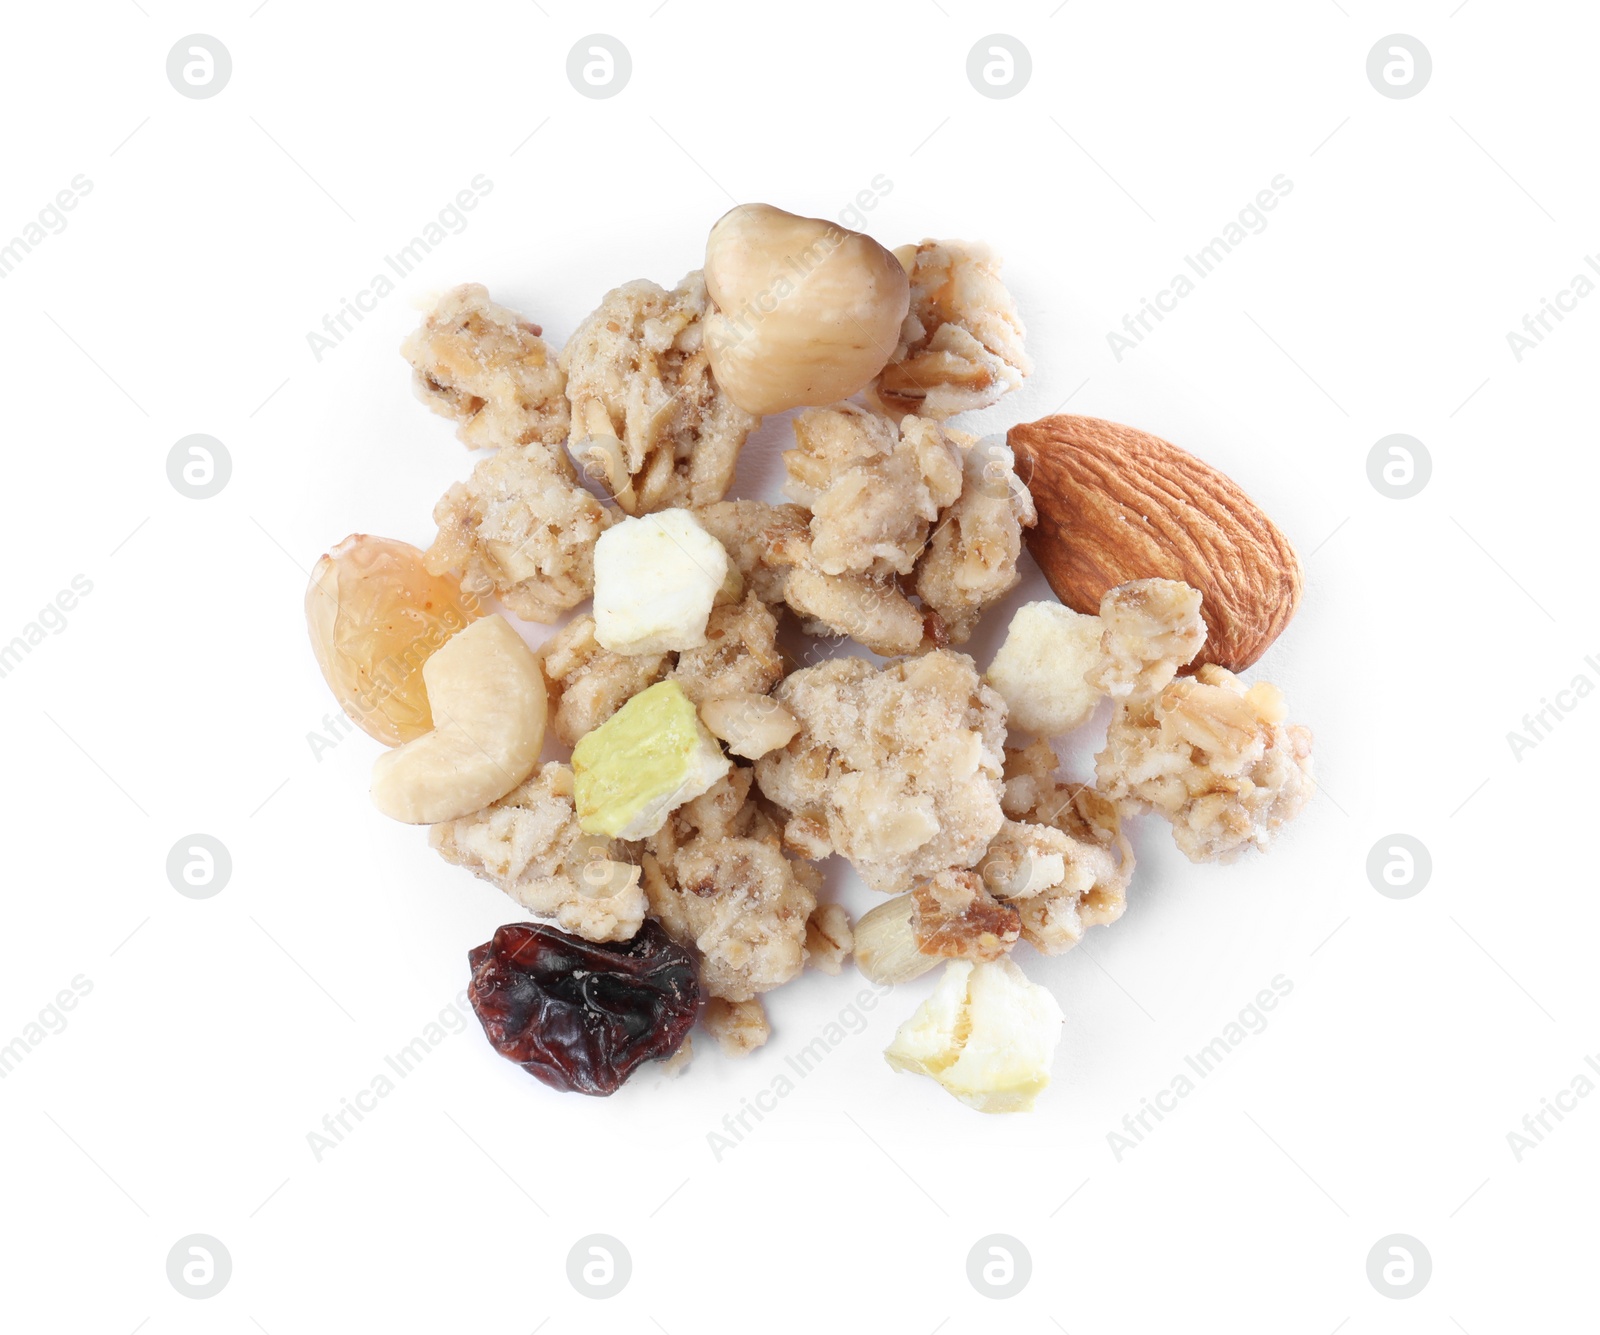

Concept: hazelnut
[[702, 204, 910, 416]]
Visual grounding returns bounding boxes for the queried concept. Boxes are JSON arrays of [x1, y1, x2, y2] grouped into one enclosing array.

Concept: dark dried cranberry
[[467, 920, 700, 1096]]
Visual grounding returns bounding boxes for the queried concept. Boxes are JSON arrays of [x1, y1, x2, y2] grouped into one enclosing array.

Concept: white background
[[1, 1, 1594, 1330]]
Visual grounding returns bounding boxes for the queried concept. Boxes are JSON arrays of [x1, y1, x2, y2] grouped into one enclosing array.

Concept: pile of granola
[[308, 204, 1315, 1109]]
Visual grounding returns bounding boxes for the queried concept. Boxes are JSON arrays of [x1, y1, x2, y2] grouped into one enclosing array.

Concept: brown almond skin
[[1007, 415, 1302, 671]]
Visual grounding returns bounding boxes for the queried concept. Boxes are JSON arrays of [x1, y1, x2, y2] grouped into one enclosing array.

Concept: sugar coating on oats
[[756, 651, 1007, 894], [670, 592, 785, 706], [1093, 578, 1207, 700], [539, 614, 670, 748], [915, 438, 1037, 644], [1098, 664, 1314, 863], [640, 768, 819, 1001], [783, 405, 963, 578], [702, 997, 770, 1057], [994, 742, 1134, 955], [426, 443, 613, 623], [400, 284, 570, 451], [430, 763, 645, 943], [911, 868, 1020, 963], [693, 500, 811, 606], [872, 240, 1032, 420], [804, 902, 854, 975], [780, 564, 928, 658], [560, 271, 759, 515]]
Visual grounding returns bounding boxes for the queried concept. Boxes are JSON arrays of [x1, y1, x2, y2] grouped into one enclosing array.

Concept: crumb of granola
[[871, 241, 1032, 420], [400, 283, 569, 451], [703, 997, 771, 1057], [755, 651, 1007, 894], [560, 271, 759, 515], [539, 614, 670, 748], [426, 443, 614, 623], [641, 769, 819, 1001], [692, 500, 811, 606], [783, 405, 962, 577], [1092, 578, 1207, 700], [430, 763, 645, 943], [657, 1033, 694, 1077], [805, 902, 854, 975], [914, 437, 1037, 644], [992, 744, 1134, 954], [780, 563, 929, 657], [671, 592, 785, 706], [1098, 663, 1314, 863], [911, 868, 1020, 962]]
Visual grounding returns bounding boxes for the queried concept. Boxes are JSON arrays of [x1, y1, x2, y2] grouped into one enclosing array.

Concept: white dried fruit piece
[[703, 204, 910, 415], [539, 614, 671, 749], [400, 283, 569, 451], [915, 437, 1037, 644], [1092, 578, 1206, 700], [370, 615, 546, 824], [756, 652, 1007, 893], [985, 601, 1104, 738], [593, 509, 732, 655], [426, 442, 613, 623], [561, 271, 758, 515], [641, 769, 818, 1001], [430, 764, 646, 943], [572, 680, 732, 840], [1097, 663, 1314, 863], [872, 239, 1032, 420], [884, 958, 1064, 1114], [703, 997, 771, 1057], [783, 405, 963, 577], [805, 903, 854, 975]]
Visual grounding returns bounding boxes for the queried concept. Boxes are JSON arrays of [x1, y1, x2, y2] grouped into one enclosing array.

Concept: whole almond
[[1007, 415, 1301, 671]]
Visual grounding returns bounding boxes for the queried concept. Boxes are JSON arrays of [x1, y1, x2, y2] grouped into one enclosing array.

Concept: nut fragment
[[911, 869, 1020, 962], [370, 615, 546, 824], [699, 691, 799, 760], [872, 240, 1032, 420], [1009, 414, 1302, 671], [703, 204, 910, 415], [853, 894, 939, 986], [883, 958, 1064, 1114], [400, 283, 569, 450]]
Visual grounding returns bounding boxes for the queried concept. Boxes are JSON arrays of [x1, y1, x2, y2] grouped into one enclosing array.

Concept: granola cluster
[[560, 272, 760, 515]]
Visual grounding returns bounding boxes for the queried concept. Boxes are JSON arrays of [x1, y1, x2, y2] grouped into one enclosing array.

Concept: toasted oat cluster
[[756, 651, 1007, 893], [872, 240, 1033, 420], [692, 499, 811, 606], [431, 763, 645, 943], [1097, 664, 1314, 863], [1093, 577, 1208, 700], [539, 614, 671, 748], [639, 768, 820, 1001], [426, 443, 613, 623], [911, 869, 1020, 962], [702, 997, 771, 1056], [783, 405, 963, 577], [914, 438, 1037, 643], [560, 272, 759, 515], [401, 284, 570, 451]]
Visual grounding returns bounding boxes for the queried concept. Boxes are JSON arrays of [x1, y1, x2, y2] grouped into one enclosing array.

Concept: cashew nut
[[370, 614, 547, 824]]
